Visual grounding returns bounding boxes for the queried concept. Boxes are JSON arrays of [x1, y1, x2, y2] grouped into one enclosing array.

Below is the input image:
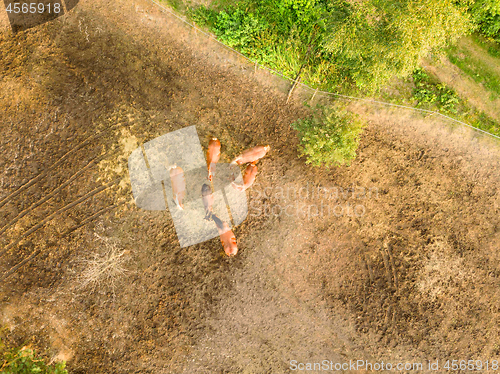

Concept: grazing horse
[[211, 213, 238, 257], [201, 183, 214, 219], [169, 165, 186, 210], [206, 137, 221, 181], [230, 145, 270, 166], [231, 164, 258, 192]]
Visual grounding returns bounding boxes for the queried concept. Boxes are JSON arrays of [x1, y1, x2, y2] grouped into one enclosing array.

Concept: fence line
[[147, 0, 500, 142]]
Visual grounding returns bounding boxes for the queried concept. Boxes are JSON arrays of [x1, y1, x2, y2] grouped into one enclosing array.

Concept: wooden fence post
[[309, 88, 319, 105], [286, 64, 305, 104]]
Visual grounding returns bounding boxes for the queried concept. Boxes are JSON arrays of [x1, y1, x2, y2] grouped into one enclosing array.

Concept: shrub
[[458, 0, 500, 41], [1, 340, 67, 374], [412, 68, 460, 114], [188, 5, 217, 27], [213, 8, 269, 55], [291, 107, 365, 167]]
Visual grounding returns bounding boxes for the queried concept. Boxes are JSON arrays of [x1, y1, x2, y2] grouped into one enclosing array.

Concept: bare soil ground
[[1, 0, 500, 373]]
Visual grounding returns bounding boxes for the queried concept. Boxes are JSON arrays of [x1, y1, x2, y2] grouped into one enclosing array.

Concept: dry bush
[[76, 233, 130, 294]]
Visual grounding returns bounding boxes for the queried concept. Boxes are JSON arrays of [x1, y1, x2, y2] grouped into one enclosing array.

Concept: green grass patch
[[158, 0, 186, 12], [468, 111, 500, 135], [447, 45, 500, 99], [471, 33, 500, 59]]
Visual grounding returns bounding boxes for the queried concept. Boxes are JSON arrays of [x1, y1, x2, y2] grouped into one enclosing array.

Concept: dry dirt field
[[1, 0, 500, 373]]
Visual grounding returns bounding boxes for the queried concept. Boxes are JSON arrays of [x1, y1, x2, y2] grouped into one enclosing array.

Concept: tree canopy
[[323, 0, 472, 90], [191, 0, 473, 92]]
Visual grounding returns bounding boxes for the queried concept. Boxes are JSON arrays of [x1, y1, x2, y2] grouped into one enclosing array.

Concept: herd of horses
[[168, 139, 270, 256]]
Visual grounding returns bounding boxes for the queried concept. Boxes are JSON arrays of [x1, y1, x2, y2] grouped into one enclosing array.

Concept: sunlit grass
[[447, 44, 500, 100]]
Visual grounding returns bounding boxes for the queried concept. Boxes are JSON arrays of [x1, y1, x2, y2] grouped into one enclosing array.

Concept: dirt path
[[423, 36, 500, 121], [457, 37, 500, 79], [1, 0, 500, 373]]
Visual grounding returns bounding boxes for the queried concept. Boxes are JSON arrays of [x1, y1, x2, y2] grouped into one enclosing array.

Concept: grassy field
[[447, 36, 500, 100]]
